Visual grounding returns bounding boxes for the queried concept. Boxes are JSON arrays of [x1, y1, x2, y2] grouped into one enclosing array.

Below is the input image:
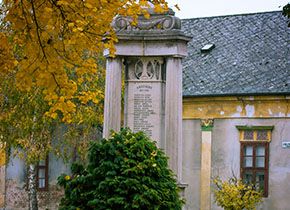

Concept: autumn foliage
[[0, 0, 169, 164], [213, 177, 262, 210], [1, 1, 170, 209], [0, 0, 169, 123]]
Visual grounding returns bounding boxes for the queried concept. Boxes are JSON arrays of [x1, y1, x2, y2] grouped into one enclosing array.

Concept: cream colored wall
[[182, 96, 290, 210], [182, 120, 201, 210]]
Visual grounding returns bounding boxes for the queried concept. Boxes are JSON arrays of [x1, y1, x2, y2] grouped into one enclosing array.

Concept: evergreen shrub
[[58, 128, 183, 210]]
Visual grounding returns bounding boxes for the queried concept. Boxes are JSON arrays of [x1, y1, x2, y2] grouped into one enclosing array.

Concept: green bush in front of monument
[[58, 128, 184, 210]]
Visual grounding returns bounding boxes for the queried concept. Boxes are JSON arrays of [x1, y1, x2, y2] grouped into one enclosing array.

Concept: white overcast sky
[[168, 0, 289, 19]]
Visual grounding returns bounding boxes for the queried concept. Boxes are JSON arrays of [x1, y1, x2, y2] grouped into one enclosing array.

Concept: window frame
[[237, 126, 273, 197], [240, 141, 269, 197], [36, 156, 49, 191]]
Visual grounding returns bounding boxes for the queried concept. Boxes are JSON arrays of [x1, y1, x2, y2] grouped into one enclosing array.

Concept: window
[[237, 126, 273, 197], [36, 157, 49, 191]]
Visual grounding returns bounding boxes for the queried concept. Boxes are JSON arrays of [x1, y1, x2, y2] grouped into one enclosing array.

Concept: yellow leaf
[[84, 3, 93, 9], [68, 22, 74, 28]]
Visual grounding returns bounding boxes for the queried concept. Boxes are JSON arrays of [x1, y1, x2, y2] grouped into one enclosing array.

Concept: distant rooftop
[[182, 11, 290, 97]]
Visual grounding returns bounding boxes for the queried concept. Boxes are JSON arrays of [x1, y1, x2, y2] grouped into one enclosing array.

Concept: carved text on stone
[[133, 85, 156, 137]]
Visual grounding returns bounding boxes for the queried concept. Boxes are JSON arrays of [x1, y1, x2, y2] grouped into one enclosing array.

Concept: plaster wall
[[182, 118, 290, 210], [182, 120, 201, 210], [5, 150, 70, 210]]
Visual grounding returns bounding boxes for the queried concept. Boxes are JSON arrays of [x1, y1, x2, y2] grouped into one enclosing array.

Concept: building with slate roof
[[180, 11, 290, 210], [1, 10, 289, 210], [182, 11, 289, 97]]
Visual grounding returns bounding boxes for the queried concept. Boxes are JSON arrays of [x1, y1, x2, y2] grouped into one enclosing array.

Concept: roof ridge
[[181, 10, 282, 20]]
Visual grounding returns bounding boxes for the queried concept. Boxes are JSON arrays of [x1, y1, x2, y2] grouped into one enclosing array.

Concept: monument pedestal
[[103, 7, 191, 182]]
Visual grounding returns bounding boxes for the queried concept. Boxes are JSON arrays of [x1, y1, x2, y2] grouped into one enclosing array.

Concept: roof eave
[[183, 92, 290, 98]]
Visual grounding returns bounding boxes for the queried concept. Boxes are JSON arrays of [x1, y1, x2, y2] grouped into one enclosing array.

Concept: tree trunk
[[28, 163, 38, 210]]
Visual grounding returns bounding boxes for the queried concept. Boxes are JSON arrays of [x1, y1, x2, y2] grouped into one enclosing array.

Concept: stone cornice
[[116, 30, 192, 41]]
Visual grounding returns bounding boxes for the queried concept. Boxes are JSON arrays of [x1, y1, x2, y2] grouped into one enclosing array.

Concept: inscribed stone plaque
[[124, 57, 165, 147]]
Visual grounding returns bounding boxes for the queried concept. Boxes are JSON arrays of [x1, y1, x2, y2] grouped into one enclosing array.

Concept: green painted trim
[[236, 125, 274, 131], [201, 126, 213, 131]]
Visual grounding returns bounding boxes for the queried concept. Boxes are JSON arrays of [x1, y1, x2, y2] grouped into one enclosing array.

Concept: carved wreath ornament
[[112, 15, 181, 31], [134, 59, 162, 80]]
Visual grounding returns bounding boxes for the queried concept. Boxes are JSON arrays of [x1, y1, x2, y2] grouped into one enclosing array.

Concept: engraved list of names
[[133, 85, 155, 137], [126, 81, 164, 147]]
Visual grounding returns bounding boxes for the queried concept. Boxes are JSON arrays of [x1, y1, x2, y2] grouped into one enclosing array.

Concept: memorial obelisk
[[103, 5, 191, 181]]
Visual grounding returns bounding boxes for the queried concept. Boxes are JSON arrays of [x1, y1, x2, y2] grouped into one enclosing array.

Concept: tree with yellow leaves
[[0, 63, 105, 209], [1, 0, 169, 209], [0, 0, 169, 123], [0, 79, 53, 210]]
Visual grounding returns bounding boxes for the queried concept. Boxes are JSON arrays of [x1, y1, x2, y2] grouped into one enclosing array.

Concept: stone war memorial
[[103, 5, 191, 184], [103, 6, 290, 210]]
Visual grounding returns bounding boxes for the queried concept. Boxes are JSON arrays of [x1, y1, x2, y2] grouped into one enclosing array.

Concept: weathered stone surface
[[164, 57, 183, 181], [112, 6, 180, 31], [6, 179, 28, 209], [0, 166, 5, 208], [5, 180, 63, 210], [112, 14, 181, 31], [124, 57, 165, 147], [103, 58, 122, 138], [103, 6, 191, 206]]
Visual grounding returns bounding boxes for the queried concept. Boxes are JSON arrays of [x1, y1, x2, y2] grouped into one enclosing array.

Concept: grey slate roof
[[181, 11, 290, 97]]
